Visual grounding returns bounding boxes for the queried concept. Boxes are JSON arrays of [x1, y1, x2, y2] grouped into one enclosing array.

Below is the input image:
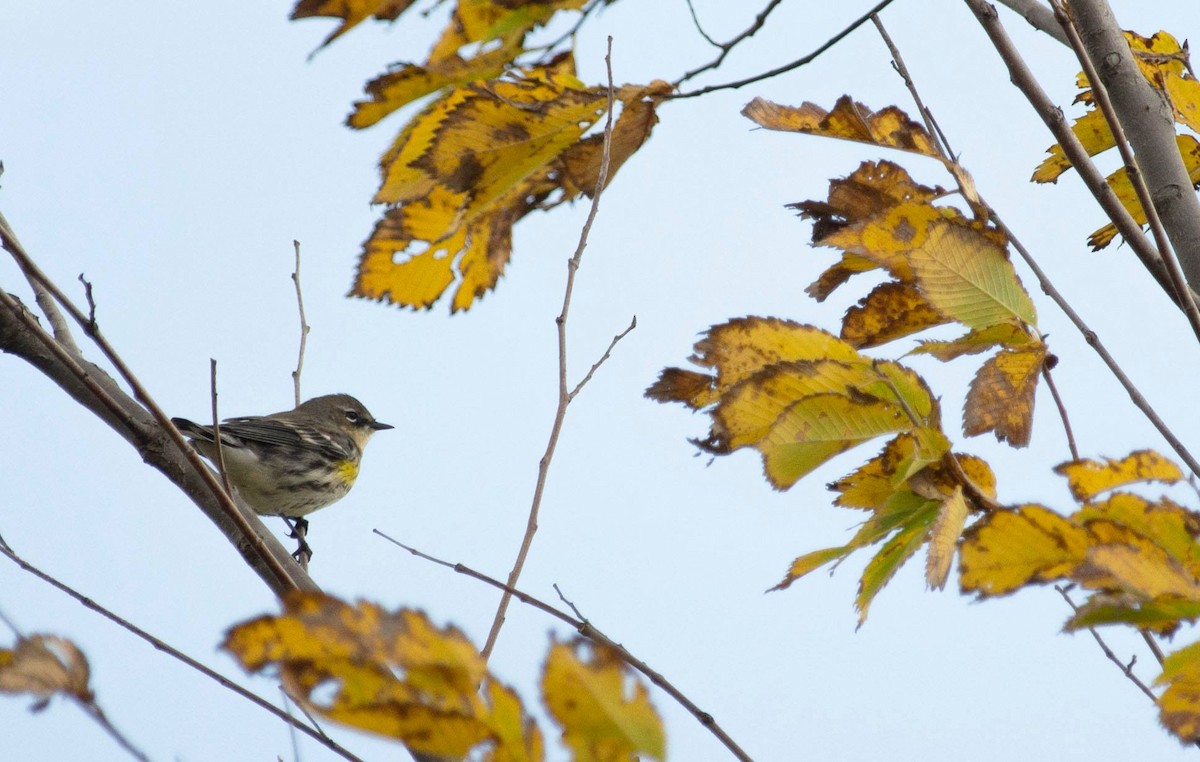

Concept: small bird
[[172, 394, 392, 558]]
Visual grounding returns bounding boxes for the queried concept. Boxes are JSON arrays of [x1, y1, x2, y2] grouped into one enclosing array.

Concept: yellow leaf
[[959, 504, 1090, 596], [759, 392, 912, 489], [713, 359, 925, 450], [1032, 109, 1115, 183], [906, 220, 1037, 329], [856, 502, 939, 625], [909, 323, 1037, 361], [1158, 640, 1200, 743], [773, 545, 855, 590], [224, 593, 501, 755], [1074, 493, 1200, 569], [348, 40, 522, 128], [485, 680, 545, 762], [373, 69, 606, 215], [291, 0, 417, 51], [963, 345, 1046, 447], [1127, 30, 1200, 134], [1087, 135, 1200, 249], [743, 95, 940, 157], [1066, 593, 1200, 634], [840, 281, 949, 348], [806, 252, 879, 301], [542, 639, 665, 762], [832, 434, 927, 510], [926, 485, 969, 590], [0, 635, 91, 705], [1077, 542, 1200, 600], [645, 318, 861, 406], [1054, 449, 1185, 502]]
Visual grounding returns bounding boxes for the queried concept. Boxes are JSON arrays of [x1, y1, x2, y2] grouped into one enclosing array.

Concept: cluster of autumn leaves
[[9, 0, 1200, 756], [648, 30, 1200, 745]]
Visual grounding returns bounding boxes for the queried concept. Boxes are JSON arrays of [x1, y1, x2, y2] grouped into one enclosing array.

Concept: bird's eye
[[345, 410, 361, 424]]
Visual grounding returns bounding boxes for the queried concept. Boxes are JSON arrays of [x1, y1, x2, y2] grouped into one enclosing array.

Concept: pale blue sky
[[2, 1, 1199, 760]]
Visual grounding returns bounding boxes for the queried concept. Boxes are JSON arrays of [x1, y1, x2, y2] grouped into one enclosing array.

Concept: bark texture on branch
[[1067, 0, 1200, 289]]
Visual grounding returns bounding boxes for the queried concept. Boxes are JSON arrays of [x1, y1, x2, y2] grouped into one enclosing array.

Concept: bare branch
[[994, 0, 1069, 45], [672, 0, 897, 99], [1054, 585, 1158, 702], [1054, 1, 1200, 342], [675, 0, 786, 86], [683, 0, 721, 48], [963, 0, 1200, 318], [0, 535, 361, 762], [1065, 0, 1200, 295], [0, 215, 313, 596], [568, 315, 636, 400], [291, 240, 310, 408], [375, 530, 755, 762], [482, 40, 620, 660]]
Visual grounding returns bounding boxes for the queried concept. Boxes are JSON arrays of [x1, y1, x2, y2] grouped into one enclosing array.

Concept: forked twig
[[1054, 585, 1158, 702], [481, 39, 635, 660], [672, 0, 897, 99], [375, 530, 754, 762]]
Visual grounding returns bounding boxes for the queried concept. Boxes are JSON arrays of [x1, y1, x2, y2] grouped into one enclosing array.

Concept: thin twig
[[71, 701, 150, 762], [280, 687, 303, 762], [374, 530, 755, 762], [675, 0, 786, 86], [1040, 363, 1079, 461], [1054, 585, 1158, 702], [0, 534, 361, 762], [568, 315, 636, 400], [1051, 1, 1200, 344], [481, 39, 620, 661], [683, 0, 720, 48], [994, 213, 1200, 477], [291, 240, 309, 409], [871, 14, 948, 158], [2, 573, 148, 762], [210, 359, 233, 496], [0, 213, 80, 356], [671, 0, 897, 99], [0, 220, 306, 594]]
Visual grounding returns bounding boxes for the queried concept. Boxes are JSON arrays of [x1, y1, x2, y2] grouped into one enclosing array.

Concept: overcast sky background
[[3, 1, 1200, 760]]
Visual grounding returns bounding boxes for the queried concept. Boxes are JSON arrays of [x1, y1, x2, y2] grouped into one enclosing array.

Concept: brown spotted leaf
[[959, 505, 1091, 596], [291, 0, 417, 51], [926, 485, 969, 590], [1054, 450, 1185, 502], [743, 95, 940, 158], [963, 345, 1047, 447], [840, 281, 949, 348], [1158, 641, 1200, 743]]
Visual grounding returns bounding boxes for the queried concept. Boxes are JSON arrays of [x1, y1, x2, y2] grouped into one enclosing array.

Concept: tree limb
[[1066, 0, 1200, 293]]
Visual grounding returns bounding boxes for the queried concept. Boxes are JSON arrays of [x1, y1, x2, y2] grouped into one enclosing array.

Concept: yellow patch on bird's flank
[[335, 460, 360, 486]]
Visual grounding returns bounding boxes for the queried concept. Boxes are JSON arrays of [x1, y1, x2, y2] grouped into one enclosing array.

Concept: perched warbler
[[171, 394, 392, 528]]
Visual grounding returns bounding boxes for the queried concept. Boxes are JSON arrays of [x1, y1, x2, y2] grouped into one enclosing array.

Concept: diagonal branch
[[963, 0, 1200, 317], [0, 213, 313, 597], [376, 530, 754, 762], [1065, 0, 1200, 295]]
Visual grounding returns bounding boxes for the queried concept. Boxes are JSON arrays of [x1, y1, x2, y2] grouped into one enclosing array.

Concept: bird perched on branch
[[171, 393, 392, 560]]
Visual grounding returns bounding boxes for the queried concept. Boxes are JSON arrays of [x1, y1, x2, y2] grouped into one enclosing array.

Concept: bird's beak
[[370, 421, 395, 431]]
